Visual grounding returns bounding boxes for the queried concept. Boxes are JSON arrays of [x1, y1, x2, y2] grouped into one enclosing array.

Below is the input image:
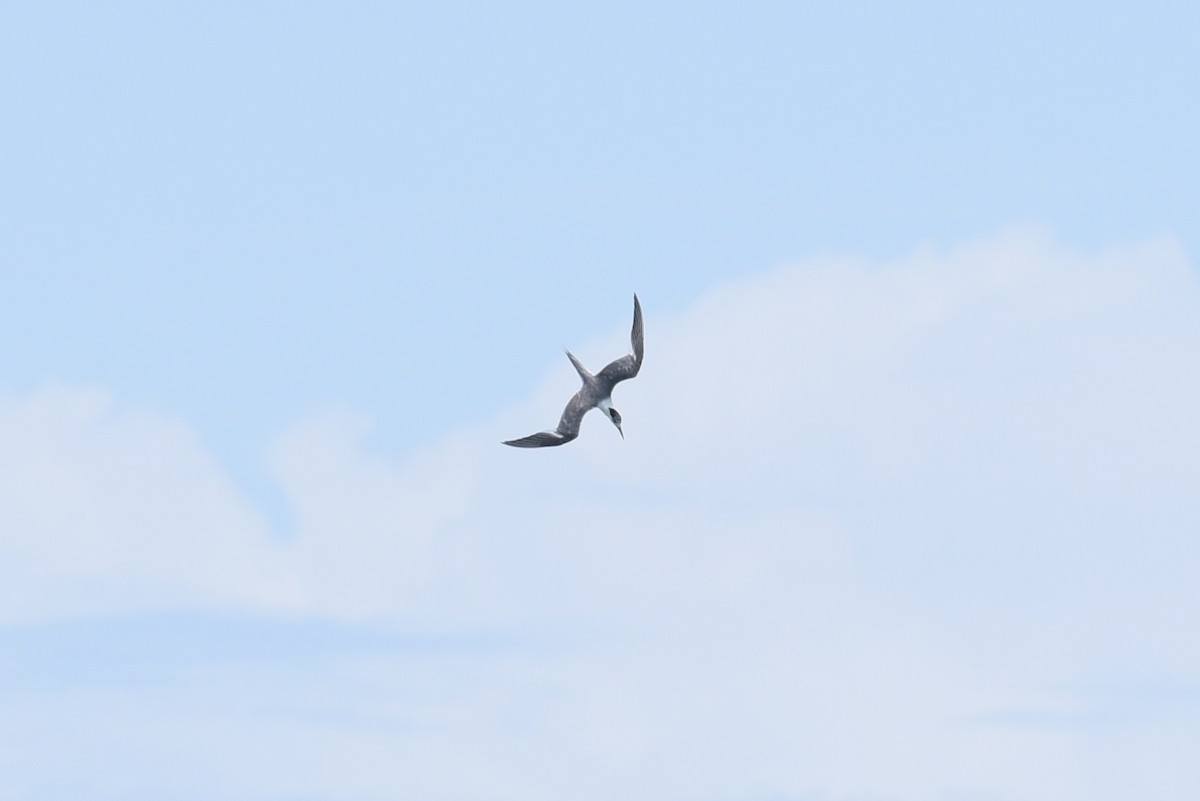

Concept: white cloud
[[2, 227, 1199, 799], [266, 409, 497, 625], [0, 386, 297, 621]]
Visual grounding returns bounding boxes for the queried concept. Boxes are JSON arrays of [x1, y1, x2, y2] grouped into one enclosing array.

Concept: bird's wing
[[501, 389, 590, 448], [596, 293, 643, 386], [554, 388, 592, 435], [502, 430, 576, 448]]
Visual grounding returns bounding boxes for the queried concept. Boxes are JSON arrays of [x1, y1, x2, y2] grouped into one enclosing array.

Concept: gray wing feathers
[[595, 294, 644, 386], [502, 431, 575, 448], [501, 390, 588, 448], [554, 389, 590, 436]]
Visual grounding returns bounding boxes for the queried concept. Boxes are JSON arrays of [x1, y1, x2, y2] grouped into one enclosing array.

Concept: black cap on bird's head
[[608, 407, 624, 439]]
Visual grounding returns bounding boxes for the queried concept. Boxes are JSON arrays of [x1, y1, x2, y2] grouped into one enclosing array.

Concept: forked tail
[[565, 350, 593, 383]]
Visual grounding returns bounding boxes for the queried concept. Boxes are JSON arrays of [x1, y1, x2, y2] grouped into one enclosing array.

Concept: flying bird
[[504, 294, 644, 448]]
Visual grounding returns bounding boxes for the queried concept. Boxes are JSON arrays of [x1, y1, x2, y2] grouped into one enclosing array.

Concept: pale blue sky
[[2, 3, 1200, 799], [5, 3, 1198, 464]]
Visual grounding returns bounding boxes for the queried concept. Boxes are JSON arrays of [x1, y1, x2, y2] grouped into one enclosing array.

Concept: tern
[[504, 294, 644, 448]]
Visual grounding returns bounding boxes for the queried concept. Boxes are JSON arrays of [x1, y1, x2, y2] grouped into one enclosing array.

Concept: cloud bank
[[3, 227, 1199, 800]]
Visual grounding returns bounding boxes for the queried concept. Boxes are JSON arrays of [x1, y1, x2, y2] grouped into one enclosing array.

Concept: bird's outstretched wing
[[502, 390, 589, 448], [595, 293, 644, 387], [502, 431, 577, 448]]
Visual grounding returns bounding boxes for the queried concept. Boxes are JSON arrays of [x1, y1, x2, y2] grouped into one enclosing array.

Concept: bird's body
[[504, 294, 644, 448]]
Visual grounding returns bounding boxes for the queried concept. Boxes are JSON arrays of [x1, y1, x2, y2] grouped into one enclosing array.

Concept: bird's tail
[[565, 350, 593, 382]]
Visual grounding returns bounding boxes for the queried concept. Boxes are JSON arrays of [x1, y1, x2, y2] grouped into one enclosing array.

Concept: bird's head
[[608, 407, 624, 439]]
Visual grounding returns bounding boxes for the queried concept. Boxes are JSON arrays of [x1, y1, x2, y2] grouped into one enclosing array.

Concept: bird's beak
[[618, 425, 624, 440]]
